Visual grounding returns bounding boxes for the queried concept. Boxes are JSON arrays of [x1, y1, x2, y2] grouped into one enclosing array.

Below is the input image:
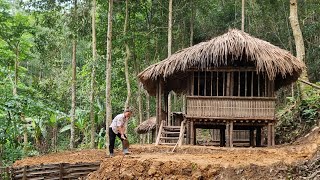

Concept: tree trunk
[[241, 0, 245, 31], [124, 0, 131, 110], [289, 0, 309, 99], [13, 46, 19, 95], [167, 0, 173, 126], [146, 91, 150, 143], [22, 115, 28, 155], [105, 0, 114, 152], [90, 0, 97, 149], [70, 0, 77, 149], [137, 83, 143, 144]]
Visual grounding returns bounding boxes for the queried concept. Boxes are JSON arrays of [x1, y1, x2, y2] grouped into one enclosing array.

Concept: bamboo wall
[[9, 162, 100, 180], [187, 96, 275, 119]]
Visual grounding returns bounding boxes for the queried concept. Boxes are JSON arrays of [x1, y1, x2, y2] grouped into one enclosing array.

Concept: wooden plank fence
[[3, 162, 100, 180]]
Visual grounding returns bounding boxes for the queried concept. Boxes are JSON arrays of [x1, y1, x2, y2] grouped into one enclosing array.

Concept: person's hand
[[121, 134, 126, 140]]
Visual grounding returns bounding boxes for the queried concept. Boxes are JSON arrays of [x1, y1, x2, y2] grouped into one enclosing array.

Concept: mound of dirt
[[13, 149, 107, 167]]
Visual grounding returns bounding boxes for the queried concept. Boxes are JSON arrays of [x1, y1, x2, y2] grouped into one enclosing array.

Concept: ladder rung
[[160, 137, 179, 140], [159, 142, 176, 145], [163, 126, 181, 129], [162, 131, 180, 135]]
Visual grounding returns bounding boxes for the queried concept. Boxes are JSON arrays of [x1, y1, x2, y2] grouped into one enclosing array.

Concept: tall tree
[[90, 0, 97, 149], [167, 0, 173, 125], [289, 0, 309, 99], [124, 0, 131, 110], [70, 0, 78, 149], [241, 0, 245, 31], [105, 0, 114, 151]]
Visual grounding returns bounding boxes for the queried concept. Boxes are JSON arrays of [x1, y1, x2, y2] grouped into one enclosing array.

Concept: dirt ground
[[13, 127, 320, 179]]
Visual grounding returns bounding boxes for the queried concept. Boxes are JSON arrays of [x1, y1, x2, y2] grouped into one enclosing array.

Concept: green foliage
[[276, 85, 320, 144]]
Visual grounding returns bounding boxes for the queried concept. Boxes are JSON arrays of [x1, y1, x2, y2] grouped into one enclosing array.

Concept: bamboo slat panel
[[186, 96, 275, 119], [11, 162, 100, 180]]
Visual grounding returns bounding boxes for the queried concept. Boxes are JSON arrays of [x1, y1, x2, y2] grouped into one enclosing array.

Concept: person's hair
[[124, 108, 132, 113]]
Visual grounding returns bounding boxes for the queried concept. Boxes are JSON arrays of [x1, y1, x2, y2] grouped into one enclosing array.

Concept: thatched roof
[[135, 117, 156, 134], [138, 29, 305, 96]]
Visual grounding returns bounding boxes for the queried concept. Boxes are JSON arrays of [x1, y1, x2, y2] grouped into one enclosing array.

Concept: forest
[[1, 0, 320, 168]]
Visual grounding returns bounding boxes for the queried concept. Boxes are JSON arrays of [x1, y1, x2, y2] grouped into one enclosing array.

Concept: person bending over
[[109, 109, 132, 157]]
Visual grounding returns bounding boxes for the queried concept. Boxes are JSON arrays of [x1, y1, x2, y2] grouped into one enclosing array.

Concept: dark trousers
[[109, 127, 126, 154]]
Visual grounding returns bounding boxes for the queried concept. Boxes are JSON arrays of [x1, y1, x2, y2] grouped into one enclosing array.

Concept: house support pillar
[[267, 123, 275, 146], [220, 127, 225, 147], [190, 121, 195, 145], [230, 121, 233, 148], [256, 127, 261, 147], [249, 128, 255, 147]]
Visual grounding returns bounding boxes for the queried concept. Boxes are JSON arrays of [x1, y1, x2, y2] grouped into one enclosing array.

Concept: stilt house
[[138, 29, 305, 147]]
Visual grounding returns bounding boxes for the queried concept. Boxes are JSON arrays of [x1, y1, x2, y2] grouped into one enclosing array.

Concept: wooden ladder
[[155, 120, 185, 146]]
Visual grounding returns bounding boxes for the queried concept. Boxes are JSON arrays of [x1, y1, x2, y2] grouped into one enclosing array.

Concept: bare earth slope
[[13, 127, 320, 179]]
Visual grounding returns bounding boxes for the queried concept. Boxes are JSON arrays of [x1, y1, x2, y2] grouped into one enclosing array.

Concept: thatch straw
[[135, 117, 156, 134], [138, 29, 305, 95]]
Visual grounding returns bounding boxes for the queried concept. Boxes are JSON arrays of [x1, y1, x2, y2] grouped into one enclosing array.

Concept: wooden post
[[216, 71, 219, 96], [190, 120, 194, 145], [186, 120, 190, 144], [251, 71, 254, 97], [156, 80, 159, 136], [220, 127, 225, 147], [198, 71, 200, 95], [256, 127, 261, 147], [59, 163, 63, 180], [210, 71, 213, 96], [223, 72, 225, 96], [272, 123, 275, 146], [226, 122, 230, 147], [226, 72, 230, 96], [267, 123, 272, 146], [204, 71, 207, 96], [245, 71, 247, 96], [23, 166, 27, 180], [238, 71, 240, 96], [164, 91, 169, 126], [191, 72, 194, 95], [6, 167, 10, 179], [249, 128, 255, 147], [230, 121, 233, 148]]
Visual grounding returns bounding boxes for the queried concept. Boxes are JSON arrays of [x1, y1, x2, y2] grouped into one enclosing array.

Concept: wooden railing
[[186, 96, 276, 120]]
